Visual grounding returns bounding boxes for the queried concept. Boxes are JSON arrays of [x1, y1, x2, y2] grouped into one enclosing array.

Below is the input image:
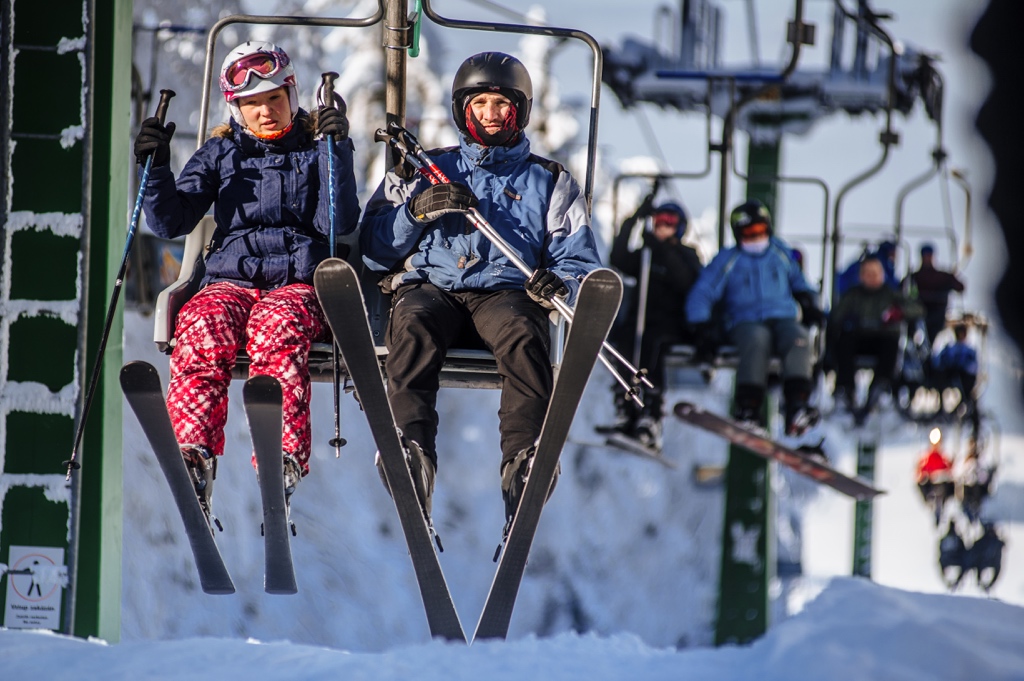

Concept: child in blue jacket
[[686, 199, 824, 434]]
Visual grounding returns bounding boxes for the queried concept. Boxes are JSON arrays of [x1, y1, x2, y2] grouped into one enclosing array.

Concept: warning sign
[[4, 545, 65, 629]]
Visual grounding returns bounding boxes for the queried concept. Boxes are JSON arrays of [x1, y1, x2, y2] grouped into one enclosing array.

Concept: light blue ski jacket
[[360, 134, 602, 305], [686, 237, 815, 330]]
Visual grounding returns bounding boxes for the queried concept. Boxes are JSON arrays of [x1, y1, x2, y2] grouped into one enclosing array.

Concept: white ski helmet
[[219, 41, 299, 128]]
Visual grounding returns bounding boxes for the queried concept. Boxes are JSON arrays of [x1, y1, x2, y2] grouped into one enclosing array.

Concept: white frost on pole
[[730, 521, 763, 569], [0, 474, 73, 538], [1, 381, 79, 418], [59, 126, 85, 149], [2, 302, 80, 327], [57, 36, 87, 55], [4, 211, 84, 238], [0, 474, 73, 503]]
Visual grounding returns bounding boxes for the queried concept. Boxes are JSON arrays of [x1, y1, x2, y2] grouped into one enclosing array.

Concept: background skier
[[685, 199, 824, 436], [598, 187, 702, 450]]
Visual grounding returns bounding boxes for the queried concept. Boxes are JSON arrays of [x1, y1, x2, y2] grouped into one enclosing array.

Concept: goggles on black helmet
[[220, 50, 291, 93]]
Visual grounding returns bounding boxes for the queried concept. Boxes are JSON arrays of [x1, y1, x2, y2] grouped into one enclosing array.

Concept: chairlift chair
[[152, 2, 608, 390]]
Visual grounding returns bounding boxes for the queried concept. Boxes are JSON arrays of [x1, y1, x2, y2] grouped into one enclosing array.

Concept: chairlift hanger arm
[[714, 0, 810, 249], [829, 3, 900, 305], [950, 169, 973, 270], [610, 79, 716, 226], [196, 3, 386, 149]]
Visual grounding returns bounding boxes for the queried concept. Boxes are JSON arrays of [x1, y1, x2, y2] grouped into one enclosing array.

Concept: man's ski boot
[[795, 439, 829, 464], [783, 378, 819, 436], [181, 444, 221, 531], [375, 439, 440, 548], [854, 378, 892, 427], [595, 392, 637, 437], [784, 403, 821, 436], [497, 445, 560, 560], [633, 415, 663, 452], [732, 383, 765, 427]]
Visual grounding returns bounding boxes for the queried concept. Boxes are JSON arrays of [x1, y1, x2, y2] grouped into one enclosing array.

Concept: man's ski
[[314, 258, 466, 643], [604, 432, 676, 469], [243, 376, 298, 595], [672, 401, 884, 500], [474, 268, 622, 642], [120, 361, 235, 594]]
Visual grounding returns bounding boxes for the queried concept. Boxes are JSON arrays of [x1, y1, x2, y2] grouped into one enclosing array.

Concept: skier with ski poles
[[359, 51, 603, 535], [597, 183, 702, 451], [133, 41, 359, 521]]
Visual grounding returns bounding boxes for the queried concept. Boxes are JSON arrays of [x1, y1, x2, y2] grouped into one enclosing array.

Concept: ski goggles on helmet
[[739, 222, 770, 240], [652, 211, 681, 230], [220, 50, 290, 93]]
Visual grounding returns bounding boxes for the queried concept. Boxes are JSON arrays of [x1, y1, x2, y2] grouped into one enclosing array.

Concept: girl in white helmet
[[133, 41, 360, 517]]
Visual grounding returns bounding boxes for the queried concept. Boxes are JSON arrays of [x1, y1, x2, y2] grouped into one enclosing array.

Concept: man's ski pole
[[374, 125, 653, 402], [320, 71, 347, 457], [64, 89, 176, 479]]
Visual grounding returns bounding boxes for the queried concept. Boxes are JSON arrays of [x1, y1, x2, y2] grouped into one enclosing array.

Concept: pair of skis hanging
[[121, 363, 299, 596]]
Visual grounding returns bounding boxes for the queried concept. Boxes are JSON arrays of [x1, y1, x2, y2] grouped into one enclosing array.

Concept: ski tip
[[120, 360, 157, 378], [313, 257, 352, 281], [243, 375, 282, 401], [119, 361, 160, 392]]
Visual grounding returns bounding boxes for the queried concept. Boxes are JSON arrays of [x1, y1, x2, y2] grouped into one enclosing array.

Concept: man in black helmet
[[686, 199, 825, 436], [360, 52, 603, 532], [597, 186, 702, 450]]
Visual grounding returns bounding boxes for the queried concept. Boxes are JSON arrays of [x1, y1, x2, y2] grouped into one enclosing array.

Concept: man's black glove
[[794, 291, 825, 328], [134, 117, 176, 167], [689, 321, 718, 364], [635, 190, 657, 219], [317, 104, 349, 139], [408, 182, 479, 223], [524, 269, 569, 309]]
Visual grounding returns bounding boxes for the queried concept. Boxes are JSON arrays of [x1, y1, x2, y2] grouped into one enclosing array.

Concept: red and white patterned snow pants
[[167, 281, 328, 474]]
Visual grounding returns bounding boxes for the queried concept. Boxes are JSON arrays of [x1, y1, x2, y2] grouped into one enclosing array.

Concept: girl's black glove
[[134, 117, 176, 166]]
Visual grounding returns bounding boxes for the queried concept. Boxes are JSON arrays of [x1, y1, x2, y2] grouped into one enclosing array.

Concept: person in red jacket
[[916, 428, 955, 525]]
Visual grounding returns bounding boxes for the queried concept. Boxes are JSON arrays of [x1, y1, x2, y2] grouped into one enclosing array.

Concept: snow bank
[[3, 578, 1022, 681]]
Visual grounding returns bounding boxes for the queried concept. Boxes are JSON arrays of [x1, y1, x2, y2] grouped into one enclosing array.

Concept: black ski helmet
[[451, 52, 533, 134], [729, 199, 773, 241]]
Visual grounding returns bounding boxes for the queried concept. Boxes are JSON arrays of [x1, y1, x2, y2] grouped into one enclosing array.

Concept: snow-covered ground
[[5, 577, 1024, 680]]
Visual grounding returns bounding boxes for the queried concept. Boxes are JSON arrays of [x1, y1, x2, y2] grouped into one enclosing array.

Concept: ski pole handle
[[154, 89, 176, 125], [388, 121, 450, 183], [319, 71, 339, 111], [374, 128, 440, 185]]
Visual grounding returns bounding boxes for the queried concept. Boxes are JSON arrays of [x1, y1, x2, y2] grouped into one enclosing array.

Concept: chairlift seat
[[153, 216, 559, 389]]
